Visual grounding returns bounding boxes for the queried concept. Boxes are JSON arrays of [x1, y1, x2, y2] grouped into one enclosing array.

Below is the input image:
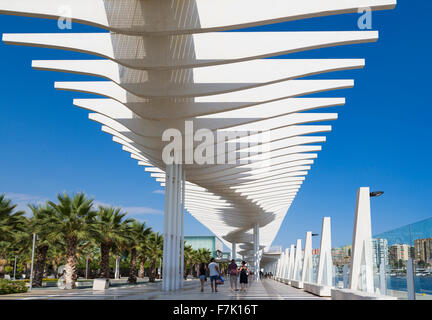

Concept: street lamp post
[[29, 233, 37, 291], [85, 255, 89, 279], [13, 255, 17, 280]]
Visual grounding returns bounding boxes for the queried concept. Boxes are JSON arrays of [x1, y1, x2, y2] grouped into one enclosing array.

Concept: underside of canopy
[[0, 0, 396, 259]]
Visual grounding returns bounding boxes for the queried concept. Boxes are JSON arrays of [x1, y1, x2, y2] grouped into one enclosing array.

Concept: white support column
[[180, 168, 185, 288], [302, 231, 313, 284], [293, 239, 303, 281], [253, 223, 260, 281], [174, 164, 182, 290], [283, 248, 290, 280], [279, 251, 285, 280], [288, 244, 295, 280], [317, 217, 333, 287], [162, 164, 172, 291], [231, 243, 237, 261], [169, 164, 177, 291], [349, 187, 374, 293], [162, 164, 184, 291], [276, 255, 282, 280], [171, 164, 178, 291]]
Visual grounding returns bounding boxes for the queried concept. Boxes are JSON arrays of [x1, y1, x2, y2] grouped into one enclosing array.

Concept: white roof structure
[[0, 0, 396, 260]]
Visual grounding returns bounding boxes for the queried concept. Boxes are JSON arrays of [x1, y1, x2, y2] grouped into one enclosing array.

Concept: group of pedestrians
[[198, 258, 250, 293]]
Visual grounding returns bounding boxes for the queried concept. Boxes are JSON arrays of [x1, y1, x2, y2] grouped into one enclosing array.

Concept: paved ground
[[0, 278, 327, 300]]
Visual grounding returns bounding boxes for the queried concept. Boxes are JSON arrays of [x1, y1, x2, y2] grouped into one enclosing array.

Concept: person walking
[[208, 258, 220, 293], [199, 262, 207, 292], [228, 259, 238, 292], [239, 261, 249, 292]]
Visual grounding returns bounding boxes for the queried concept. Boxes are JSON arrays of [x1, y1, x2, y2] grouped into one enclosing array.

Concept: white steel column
[[281, 248, 289, 280], [163, 164, 184, 291], [278, 251, 284, 280], [170, 164, 177, 291], [301, 231, 313, 284], [276, 255, 282, 280], [317, 217, 333, 287], [293, 239, 303, 281], [174, 164, 180, 290], [288, 244, 295, 280], [253, 223, 260, 281], [162, 164, 172, 291], [231, 243, 237, 261], [180, 168, 186, 288], [349, 187, 374, 293]]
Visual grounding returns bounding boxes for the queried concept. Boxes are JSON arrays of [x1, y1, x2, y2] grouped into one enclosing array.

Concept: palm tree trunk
[[0, 257, 7, 278], [128, 248, 137, 284], [53, 259, 58, 277], [138, 258, 145, 278], [149, 259, 156, 282], [33, 244, 49, 287], [100, 242, 111, 278], [65, 236, 78, 289]]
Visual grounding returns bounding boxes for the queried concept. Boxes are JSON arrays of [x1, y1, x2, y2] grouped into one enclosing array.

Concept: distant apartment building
[[389, 244, 411, 266], [331, 247, 344, 266], [341, 245, 352, 265], [414, 238, 432, 263], [372, 238, 389, 269]]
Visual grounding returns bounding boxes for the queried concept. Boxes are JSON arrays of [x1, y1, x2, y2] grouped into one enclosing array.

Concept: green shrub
[[0, 279, 28, 295]]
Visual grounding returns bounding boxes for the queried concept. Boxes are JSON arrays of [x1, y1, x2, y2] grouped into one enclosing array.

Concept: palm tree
[[126, 220, 152, 284], [47, 242, 66, 277], [184, 244, 196, 276], [28, 203, 59, 287], [145, 232, 163, 282], [0, 194, 25, 278], [95, 206, 133, 279], [196, 248, 212, 264], [47, 192, 98, 289]]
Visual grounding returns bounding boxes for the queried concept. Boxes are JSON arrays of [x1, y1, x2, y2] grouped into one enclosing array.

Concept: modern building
[[414, 238, 432, 264], [332, 247, 344, 266], [388, 244, 411, 267], [341, 245, 352, 265], [372, 238, 389, 269]]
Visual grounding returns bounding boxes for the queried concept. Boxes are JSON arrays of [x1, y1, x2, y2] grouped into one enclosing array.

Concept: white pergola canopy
[[0, 0, 396, 258]]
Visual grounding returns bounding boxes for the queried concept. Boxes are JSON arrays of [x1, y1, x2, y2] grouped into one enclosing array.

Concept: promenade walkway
[[0, 279, 326, 300]]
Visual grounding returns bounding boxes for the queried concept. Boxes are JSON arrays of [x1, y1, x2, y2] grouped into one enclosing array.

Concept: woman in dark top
[[199, 262, 207, 292], [239, 261, 249, 292]]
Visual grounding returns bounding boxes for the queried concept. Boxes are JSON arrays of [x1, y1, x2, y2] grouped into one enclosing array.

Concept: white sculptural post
[[284, 248, 290, 280], [288, 244, 295, 280], [317, 217, 333, 287], [301, 232, 313, 283], [281, 249, 288, 280], [349, 187, 374, 293], [276, 255, 282, 280], [293, 239, 303, 281]]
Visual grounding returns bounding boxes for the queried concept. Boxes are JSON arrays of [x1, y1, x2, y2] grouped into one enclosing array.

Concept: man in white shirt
[[208, 258, 220, 292]]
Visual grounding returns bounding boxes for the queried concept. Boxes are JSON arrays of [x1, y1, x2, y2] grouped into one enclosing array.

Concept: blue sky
[[0, 1, 431, 249]]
